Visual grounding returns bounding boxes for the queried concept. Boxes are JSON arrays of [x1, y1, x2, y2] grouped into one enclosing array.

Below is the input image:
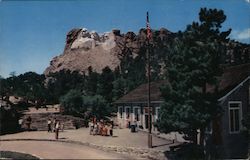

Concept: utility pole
[[146, 11, 152, 148]]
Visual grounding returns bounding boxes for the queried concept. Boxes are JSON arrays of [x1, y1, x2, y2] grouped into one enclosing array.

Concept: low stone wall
[[21, 113, 86, 131], [90, 144, 166, 160]]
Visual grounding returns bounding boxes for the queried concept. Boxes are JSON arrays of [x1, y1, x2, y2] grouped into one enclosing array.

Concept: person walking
[[55, 121, 60, 139], [47, 119, 52, 132], [61, 122, 64, 132]]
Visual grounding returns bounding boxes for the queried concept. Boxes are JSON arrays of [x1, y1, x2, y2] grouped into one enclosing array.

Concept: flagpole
[[146, 11, 152, 148]]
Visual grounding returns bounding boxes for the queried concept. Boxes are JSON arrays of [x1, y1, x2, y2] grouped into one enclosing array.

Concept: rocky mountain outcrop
[[44, 27, 250, 76], [44, 27, 174, 76], [45, 28, 119, 75]]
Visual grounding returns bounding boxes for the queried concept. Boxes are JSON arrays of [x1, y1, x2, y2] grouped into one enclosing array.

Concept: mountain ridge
[[44, 27, 250, 76], [44, 27, 175, 76]]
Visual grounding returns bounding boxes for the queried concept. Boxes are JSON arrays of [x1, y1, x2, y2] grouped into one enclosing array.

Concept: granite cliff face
[[45, 28, 119, 75], [44, 27, 174, 76], [44, 27, 250, 76]]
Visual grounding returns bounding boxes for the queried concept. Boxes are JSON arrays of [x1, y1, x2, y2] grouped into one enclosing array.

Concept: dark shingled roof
[[115, 63, 250, 104], [114, 80, 167, 104], [207, 63, 250, 95]]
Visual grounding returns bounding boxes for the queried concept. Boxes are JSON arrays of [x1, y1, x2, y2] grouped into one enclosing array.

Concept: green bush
[[0, 107, 20, 135]]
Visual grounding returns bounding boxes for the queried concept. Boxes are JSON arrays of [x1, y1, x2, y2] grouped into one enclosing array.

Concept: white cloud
[[245, 0, 250, 3], [231, 28, 250, 40]]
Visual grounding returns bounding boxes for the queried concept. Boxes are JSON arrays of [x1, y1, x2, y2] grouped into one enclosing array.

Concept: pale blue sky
[[0, 0, 249, 78]]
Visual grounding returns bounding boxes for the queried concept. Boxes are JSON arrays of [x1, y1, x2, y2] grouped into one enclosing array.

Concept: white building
[[114, 80, 166, 132]]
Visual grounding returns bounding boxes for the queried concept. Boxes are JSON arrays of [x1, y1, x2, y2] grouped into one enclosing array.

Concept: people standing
[[53, 118, 56, 132], [109, 124, 113, 137], [55, 121, 60, 139], [134, 120, 138, 132], [18, 118, 23, 130], [61, 122, 64, 132], [111, 120, 114, 129], [26, 116, 32, 131], [102, 125, 108, 136], [99, 122, 103, 135], [93, 123, 98, 136], [89, 121, 94, 135], [47, 119, 52, 132]]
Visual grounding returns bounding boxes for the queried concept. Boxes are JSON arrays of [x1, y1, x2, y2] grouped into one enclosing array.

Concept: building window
[[134, 107, 140, 121], [118, 107, 123, 118], [125, 107, 130, 119], [229, 101, 242, 133]]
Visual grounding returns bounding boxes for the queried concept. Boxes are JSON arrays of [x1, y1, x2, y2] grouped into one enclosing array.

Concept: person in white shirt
[[89, 121, 94, 135], [18, 119, 23, 130], [47, 119, 52, 132]]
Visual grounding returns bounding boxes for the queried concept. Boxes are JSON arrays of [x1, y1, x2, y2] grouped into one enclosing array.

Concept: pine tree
[[97, 66, 114, 102], [60, 89, 85, 117], [159, 8, 231, 145]]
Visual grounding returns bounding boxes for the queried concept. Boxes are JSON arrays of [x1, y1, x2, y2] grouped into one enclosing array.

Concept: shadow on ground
[[164, 143, 204, 160], [0, 151, 40, 159], [152, 141, 173, 148]]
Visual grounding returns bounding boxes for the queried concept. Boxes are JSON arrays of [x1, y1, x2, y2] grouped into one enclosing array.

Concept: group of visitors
[[17, 116, 31, 131], [47, 117, 115, 139], [89, 119, 114, 137], [47, 118, 64, 139], [47, 118, 64, 132]]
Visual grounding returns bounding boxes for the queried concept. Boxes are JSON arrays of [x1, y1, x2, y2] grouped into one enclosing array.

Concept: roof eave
[[218, 76, 250, 102], [114, 100, 164, 105]]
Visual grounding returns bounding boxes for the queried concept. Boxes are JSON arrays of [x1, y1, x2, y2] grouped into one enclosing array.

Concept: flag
[[146, 12, 151, 40]]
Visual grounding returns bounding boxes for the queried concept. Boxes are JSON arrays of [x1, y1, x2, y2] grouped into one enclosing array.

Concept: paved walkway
[[0, 128, 180, 159], [1, 141, 132, 159], [0, 128, 177, 151]]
